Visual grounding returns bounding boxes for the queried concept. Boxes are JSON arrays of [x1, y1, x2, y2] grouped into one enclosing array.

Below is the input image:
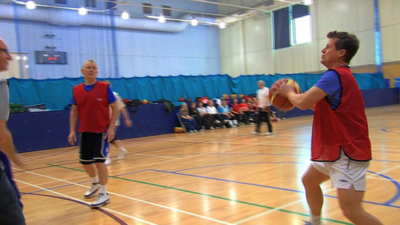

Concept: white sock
[[100, 185, 107, 194], [92, 176, 99, 184], [310, 215, 321, 225]]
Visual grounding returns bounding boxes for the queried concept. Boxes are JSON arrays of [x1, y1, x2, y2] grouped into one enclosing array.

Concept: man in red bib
[[279, 31, 382, 225], [68, 60, 119, 208]]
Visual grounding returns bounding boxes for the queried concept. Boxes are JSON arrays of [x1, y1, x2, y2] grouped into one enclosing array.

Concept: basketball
[[269, 79, 301, 111]]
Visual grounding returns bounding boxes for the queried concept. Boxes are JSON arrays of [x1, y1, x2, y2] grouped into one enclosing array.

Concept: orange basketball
[[269, 79, 301, 111]]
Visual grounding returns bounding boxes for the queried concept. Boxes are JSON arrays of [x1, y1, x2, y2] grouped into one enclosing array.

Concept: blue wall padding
[[8, 73, 386, 110], [7, 88, 399, 153]]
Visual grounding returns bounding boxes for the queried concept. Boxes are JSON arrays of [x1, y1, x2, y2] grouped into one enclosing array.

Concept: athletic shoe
[[265, 132, 273, 136], [85, 182, 100, 198], [282, 117, 286, 120], [90, 193, 110, 208], [105, 157, 111, 165], [251, 131, 260, 134], [118, 148, 127, 160]]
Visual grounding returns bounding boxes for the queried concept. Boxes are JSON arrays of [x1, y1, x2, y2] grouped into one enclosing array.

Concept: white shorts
[[311, 150, 370, 191]]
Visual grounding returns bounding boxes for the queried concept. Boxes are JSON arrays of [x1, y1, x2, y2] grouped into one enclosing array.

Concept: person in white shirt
[[104, 81, 132, 165], [207, 101, 223, 128], [197, 102, 213, 130], [252, 80, 273, 135], [197, 102, 208, 116]]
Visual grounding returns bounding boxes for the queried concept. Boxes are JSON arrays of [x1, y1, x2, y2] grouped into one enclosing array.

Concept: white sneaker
[[90, 193, 110, 208], [105, 157, 111, 165], [265, 132, 273, 136], [118, 148, 127, 160], [251, 131, 260, 134], [84, 183, 100, 198]]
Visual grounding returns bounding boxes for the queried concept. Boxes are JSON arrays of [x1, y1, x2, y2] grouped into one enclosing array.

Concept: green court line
[[47, 164, 352, 225]]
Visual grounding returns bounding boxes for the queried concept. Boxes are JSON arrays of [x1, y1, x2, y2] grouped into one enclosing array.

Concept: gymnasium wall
[[219, 0, 376, 76], [0, 1, 221, 79], [379, 0, 400, 86]]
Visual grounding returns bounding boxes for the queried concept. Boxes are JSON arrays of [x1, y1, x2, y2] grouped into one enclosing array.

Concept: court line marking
[[166, 162, 400, 206], [232, 164, 400, 224], [21, 169, 149, 195], [232, 199, 304, 224], [134, 153, 181, 159], [22, 192, 128, 225], [20, 170, 232, 225], [15, 179, 156, 225], [151, 168, 400, 208], [48, 164, 351, 225]]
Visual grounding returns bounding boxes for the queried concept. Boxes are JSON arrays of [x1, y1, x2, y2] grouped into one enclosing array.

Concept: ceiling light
[[25, 0, 36, 10], [190, 18, 199, 26], [304, 0, 313, 5], [219, 21, 226, 29], [78, 7, 88, 16], [22, 56, 28, 60], [121, 10, 130, 20], [15, 56, 21, 60], [158, 14, 166, 23]]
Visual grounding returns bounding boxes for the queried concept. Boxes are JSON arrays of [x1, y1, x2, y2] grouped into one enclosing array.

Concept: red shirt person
[[278, 31, 382, 225], [68, 60, 119, 208]]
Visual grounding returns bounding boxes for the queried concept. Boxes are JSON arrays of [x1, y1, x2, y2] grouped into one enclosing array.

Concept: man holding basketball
[[279, 31, 382, 225], [68, 60, 119, 208]]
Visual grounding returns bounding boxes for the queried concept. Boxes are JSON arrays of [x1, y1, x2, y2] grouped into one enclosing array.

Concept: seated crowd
[[179, 97, 280, 132]]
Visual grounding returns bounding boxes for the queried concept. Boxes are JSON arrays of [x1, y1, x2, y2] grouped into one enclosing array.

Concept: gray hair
[[82, 59, 97, 69]]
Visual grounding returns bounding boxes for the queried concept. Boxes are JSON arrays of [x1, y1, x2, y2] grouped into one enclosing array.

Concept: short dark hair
[[327, 31, 359, 63]]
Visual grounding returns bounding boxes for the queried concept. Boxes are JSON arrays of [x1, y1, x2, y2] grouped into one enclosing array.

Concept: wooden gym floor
[[13, 105, 400, 225]]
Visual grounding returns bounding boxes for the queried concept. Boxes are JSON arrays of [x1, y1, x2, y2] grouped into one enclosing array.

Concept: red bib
[[311, 67, 371, 162], [73, 81, 110, 133]]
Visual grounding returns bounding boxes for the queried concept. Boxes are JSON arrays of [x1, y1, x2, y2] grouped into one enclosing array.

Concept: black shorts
[[109, 126, 119, 144], [79, 132, 109, 164]]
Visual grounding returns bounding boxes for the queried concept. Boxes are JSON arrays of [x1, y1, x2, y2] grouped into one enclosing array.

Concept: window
[[273, 4, 312, 49], [0, 53, 29, 79], [54, 0, 67, 4], [293, 15, 312, 44], [273, 8, 290, 49], [85, 0, 96, 8], [143, 3, 152, 14], [162, 5, 171, 16], [107, 1, 116, 10]]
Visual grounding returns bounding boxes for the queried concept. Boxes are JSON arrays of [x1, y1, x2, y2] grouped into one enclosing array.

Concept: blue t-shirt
[[71, 83, 116, 105], [219, 105, 230, 113], [314, 70, 342, 110]]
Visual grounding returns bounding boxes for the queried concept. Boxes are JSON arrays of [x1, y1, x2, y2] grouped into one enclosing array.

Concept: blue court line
[[150, 152, 400, 164], [367, 170, 400, 205], [151, 169, 400, 209], [21, 169, 149, 195], [381, 126, 400, 134], [174, 161, 301, 173], [151, 161, 400, 208]]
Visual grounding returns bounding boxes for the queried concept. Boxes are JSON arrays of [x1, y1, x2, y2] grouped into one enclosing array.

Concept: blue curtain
[[8, 73, 386, 110]]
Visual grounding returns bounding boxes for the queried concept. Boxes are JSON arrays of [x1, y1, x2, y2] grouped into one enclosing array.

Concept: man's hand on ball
[[278, 83, 295, 97]]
